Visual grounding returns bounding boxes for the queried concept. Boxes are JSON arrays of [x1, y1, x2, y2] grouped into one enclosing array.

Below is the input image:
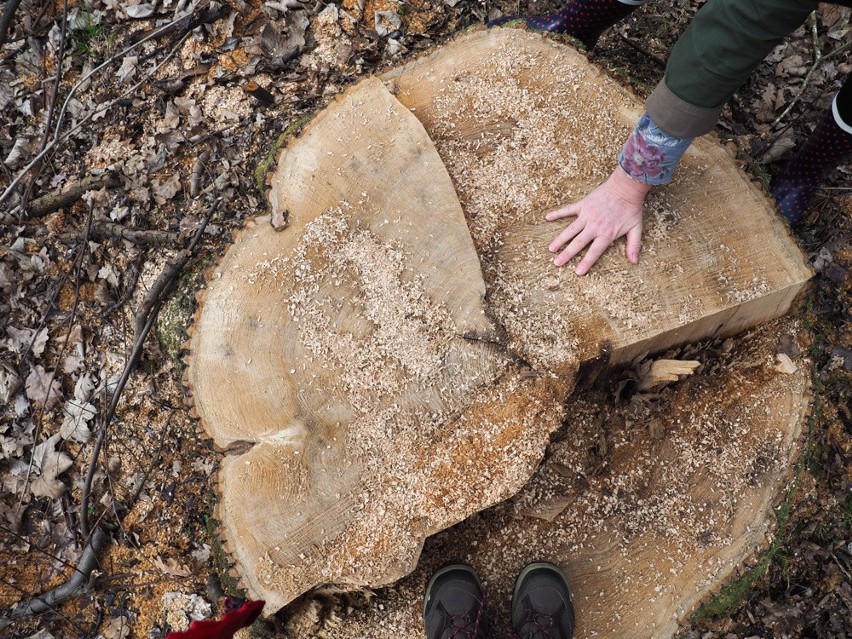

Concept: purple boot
[[770, 101, 852, 226], [488, 0, 645, 49]]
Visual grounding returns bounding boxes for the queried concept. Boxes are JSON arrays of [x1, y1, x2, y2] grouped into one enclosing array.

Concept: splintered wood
[[187, 28, 813, 627]]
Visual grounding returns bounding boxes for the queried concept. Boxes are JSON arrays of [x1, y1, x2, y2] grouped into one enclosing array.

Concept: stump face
[[188, 76, 571, 612], [285, 319, 810, 639], [188, 30, 812, 616]]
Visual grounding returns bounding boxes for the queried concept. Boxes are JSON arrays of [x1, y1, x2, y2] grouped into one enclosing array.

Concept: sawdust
[[243, 204, 569, 603]]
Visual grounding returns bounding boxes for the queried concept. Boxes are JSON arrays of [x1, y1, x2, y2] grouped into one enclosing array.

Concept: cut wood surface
[[187, 28, 813, 617], [290, 319, 810, 639], [383, 29, 812, 368], [187, 76, 572, 613]]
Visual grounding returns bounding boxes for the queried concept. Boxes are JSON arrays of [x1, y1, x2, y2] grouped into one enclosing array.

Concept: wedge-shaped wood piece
[[383, 29, 812, 369], [187, 77, 572, 613]]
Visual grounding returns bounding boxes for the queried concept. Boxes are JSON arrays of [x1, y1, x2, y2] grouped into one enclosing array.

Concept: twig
[[11, 526, 110, 617], [128, 2, 227, 46], [16, 204, 94, 515], [59, 220, 180, 246], [0, 0, 24, 49], [616, 31, 666, 69], [20, 0, 71, 211], [102, 254, 144, 318], [0, 523, 85, 573], [18, 198, 218, 617], [769, 12, 852, 129], [0, 16, 195, 208], [27, 172, 122, 218], [79, 198, 218, 539]]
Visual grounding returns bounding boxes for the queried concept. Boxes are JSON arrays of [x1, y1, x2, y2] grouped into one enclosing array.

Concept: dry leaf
[[153, 555, 193, 577], [152, 173, 182, 205], [25, 365, 63, 410], [5, 326, 49, 357], [101, 615, 132, 639], [30, 434, 74, 499], [0, 363, 20, 404], [60, 399, 96, 443]]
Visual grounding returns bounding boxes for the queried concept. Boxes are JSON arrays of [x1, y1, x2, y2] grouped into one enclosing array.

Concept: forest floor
[[0, 0, 850, 637]]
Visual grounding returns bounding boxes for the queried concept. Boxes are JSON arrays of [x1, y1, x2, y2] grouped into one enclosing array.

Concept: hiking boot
[[510, 562, 575, 639], [423, 563, 488, 639], [487, 0, 645, 50]]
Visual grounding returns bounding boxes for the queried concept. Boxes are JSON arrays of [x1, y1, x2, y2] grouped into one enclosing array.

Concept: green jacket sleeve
[[646, 0, 817, 137]]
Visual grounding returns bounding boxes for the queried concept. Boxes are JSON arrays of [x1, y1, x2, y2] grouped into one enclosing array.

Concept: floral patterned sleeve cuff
[[617, 113, 694, 185]]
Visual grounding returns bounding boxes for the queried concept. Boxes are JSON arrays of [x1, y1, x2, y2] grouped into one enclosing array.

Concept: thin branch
[[0, 0, 24, 49], [80, 198, 218, 538], [20, 0, 71, 211], [769, 12, 852, 129], [11, 526, 111, 617], [27, 172, 122, 218], [59, 220, 180, 246], [16, 203, 94, 514]]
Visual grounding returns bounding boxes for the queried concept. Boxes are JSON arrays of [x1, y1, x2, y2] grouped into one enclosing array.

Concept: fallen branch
[[0, 0, 23, 49], [59, 220, 180, 246], [27, 173, 121, 218], [11, 526, 110, 617], [80, 198, 218, 539], [130, 2, 229, 47], [10, 198, 219, 619]]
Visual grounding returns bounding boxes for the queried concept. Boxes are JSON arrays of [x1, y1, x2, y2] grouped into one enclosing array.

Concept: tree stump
[[186, 29, 812, 617]]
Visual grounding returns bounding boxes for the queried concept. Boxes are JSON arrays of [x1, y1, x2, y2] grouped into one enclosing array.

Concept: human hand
[[546, 166, 651, 275]]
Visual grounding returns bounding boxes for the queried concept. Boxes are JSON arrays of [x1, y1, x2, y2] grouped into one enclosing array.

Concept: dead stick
[[11, 526, 110, 617], [128, 2, 227, 45], [79, 199, 217, 538], [27, 173, 121, 218], [0, 0, 23, 49], [59, 221, 180, 246]]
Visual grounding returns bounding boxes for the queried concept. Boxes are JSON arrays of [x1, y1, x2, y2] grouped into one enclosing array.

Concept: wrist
[[618, 113, 695, 185], [607, 165, 652, 204]]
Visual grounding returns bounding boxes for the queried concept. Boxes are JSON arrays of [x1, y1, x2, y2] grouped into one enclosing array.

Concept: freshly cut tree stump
[[187, 30, 812, 615]]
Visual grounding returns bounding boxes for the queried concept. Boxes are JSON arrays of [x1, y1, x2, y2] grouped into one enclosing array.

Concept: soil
[[0, 0, 850, 638]]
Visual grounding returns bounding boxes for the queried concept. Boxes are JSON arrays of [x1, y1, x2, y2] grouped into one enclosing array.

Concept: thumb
[[625, 224, 642, 264]]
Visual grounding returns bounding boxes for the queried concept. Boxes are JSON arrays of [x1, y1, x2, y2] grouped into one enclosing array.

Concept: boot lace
[[437, 592, 486, 639], [509, 597, 561, 639]]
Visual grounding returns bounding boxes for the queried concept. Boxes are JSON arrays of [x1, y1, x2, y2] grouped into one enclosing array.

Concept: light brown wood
[[188, 29, 813, 617], [287, 319, 810, 639], [188, 76, 572, 613], [383, 29, 813, 368]]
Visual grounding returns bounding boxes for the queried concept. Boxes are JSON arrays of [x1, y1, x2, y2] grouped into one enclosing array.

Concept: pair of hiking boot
[[423, 562, 574, 639]]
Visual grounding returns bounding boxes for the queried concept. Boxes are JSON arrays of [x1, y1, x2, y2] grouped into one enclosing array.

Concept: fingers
[[553, 228, 595, 267], [575, 236, 612, 276], [625, 224, 642, 263], [549, 217, 584, 253], [545, 201, 581, 222]]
